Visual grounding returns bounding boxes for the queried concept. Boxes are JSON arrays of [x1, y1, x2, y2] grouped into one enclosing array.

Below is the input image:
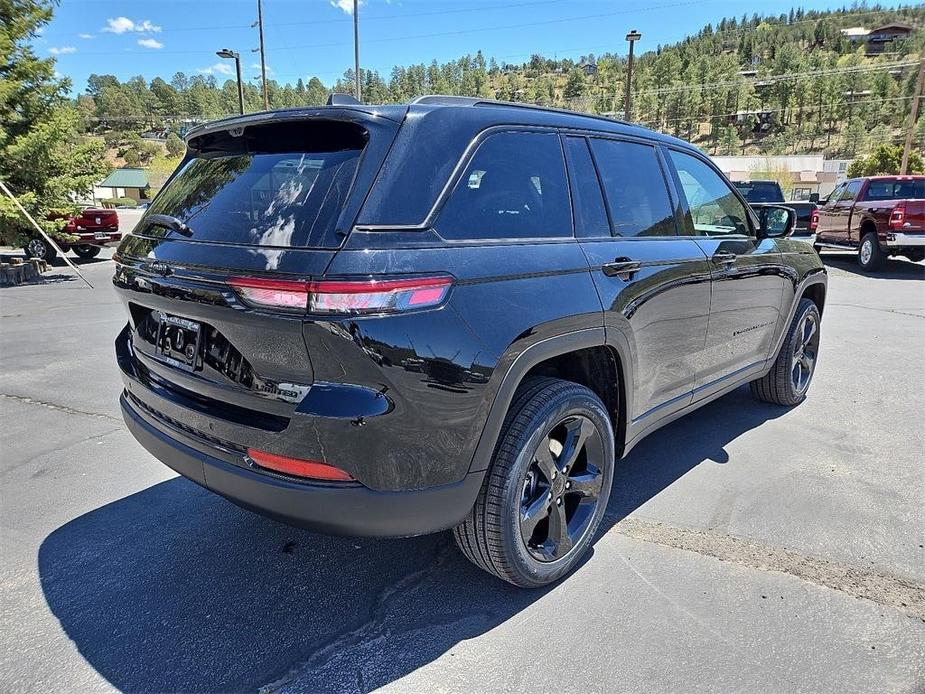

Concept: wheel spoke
[[546, 502, 572, 559], [520, 493, 551, 541], [559, 417, 593, 473], [802, 319, 817, 348], [792, 360, 803, 386], [534, 440, 558, 485], [567, 468, 602, 500]]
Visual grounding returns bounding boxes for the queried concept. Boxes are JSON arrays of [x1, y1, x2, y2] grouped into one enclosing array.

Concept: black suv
[[114, 97, 827, 587]]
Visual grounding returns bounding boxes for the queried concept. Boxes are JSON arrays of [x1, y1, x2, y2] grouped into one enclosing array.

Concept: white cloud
[[102, 17, 162, 34], [198, 62, 234, 76], [78, 33, 95, 39], [137, 38, 163, 49], [49, 46, 76, 55], [250, 63, 273, 74], [330, 0, 364, 15]]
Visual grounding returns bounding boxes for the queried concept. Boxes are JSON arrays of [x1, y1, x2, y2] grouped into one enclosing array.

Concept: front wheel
[[751, 298, 821, 406], [454, 377, 615, 587], [858, 232, 884, 271], [23, 237, 57, 263]]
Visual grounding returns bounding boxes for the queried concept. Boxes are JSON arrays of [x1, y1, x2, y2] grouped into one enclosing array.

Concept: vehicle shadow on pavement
[[820, 254, 925, 280], [38, 386, 785, 693]]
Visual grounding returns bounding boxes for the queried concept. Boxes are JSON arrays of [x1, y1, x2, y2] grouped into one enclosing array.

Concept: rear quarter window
[[435, 131, 572, 240]]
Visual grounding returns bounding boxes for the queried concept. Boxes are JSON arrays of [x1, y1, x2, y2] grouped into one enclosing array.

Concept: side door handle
[[601, 257, 641, 278], [711, 251, 737, 265]]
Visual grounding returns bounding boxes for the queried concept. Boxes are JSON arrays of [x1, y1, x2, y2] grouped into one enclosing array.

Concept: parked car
[[113, 97, 827, 587], [24, 208, 121, 262], [733, 179, 819, 237], [814, 175, 925, 270]]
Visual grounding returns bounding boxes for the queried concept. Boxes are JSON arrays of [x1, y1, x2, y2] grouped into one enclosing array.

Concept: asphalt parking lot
[[1, 248, 923, 693]]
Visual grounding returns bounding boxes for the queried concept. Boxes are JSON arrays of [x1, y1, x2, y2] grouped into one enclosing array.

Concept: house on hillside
[[580, 62, 599, 77], [865, 23, 913, 54], [840, 26, 870, 43], [94, 168, 151, 203]]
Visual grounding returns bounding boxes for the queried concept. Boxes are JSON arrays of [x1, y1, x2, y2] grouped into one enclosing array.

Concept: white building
[[711, 155, 852, 200]]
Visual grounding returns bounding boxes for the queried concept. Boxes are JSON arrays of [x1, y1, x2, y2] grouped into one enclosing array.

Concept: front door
[[664, 148, 786, 396], [564, 135, 712, 425]]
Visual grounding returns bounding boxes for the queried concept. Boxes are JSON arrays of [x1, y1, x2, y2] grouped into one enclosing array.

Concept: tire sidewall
[[499, 390, 614, 587], [858, 234, 879, 270]]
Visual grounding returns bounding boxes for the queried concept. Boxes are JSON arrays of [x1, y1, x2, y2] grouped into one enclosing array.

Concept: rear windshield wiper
[[146, 214, 194, 238]]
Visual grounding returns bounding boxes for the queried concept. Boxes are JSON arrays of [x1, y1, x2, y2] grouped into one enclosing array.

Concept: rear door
[[566, 134, 711, 424], [663, 147, 786, 393]]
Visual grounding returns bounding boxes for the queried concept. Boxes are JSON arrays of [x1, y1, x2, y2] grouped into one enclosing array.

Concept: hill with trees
[[64, 4, 925, 173]]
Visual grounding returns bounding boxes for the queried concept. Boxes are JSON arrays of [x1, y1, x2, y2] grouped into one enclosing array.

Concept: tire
[[23, 237, 57, 264], [905, 250, 924, 263], [73, 244, 101, 259], [857, 232, 884, 271], [453, 377, 615, 588], [750, 298, 821, 406]]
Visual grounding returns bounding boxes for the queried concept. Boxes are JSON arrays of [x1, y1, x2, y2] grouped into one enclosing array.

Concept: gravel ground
[[0, 249, 923, 693]]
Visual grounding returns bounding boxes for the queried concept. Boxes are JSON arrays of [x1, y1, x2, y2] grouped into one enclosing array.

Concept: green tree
[[166, 132, 185, 158], [0, 0, 110, 245], [564, 68, 586, 100], [847, 144, 923, 177]]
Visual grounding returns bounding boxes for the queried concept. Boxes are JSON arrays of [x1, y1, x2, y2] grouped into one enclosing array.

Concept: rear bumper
[[884, 232, 925, 248], [74, 231, 122, 247], [121, 391, 484, 537]]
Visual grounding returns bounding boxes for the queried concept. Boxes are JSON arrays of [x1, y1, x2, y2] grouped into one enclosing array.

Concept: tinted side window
[[668, 149, 750, 237], [564, 136, 610, 237], [840, 180, 863, 202], [825, 183, 845, 205], [436, 131, 572, 240], [590, 139, 676, 237]]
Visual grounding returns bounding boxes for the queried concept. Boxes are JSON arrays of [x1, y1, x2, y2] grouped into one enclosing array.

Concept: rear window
[[143, 121, 366, 249], [863, 178, 925, 201], [733, 181, 785, 203]]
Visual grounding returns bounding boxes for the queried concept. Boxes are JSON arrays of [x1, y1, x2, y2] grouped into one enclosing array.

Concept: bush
[[166, 132, 185, 157], [123, 149, 141, 167], [100, 197, 136, 208]]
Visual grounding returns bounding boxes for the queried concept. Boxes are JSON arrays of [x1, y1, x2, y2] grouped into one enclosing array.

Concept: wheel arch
[[467, 328, 631, 473]]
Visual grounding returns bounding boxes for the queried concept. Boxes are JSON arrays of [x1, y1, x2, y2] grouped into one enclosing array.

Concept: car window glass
[[826, 183, 845, 205], [564, 137, 610, 237], [590, 139, 676, 237], [863, 178, 925, 200], [667, 150, 750, 236], [840, 180, 862, 202], [733, 181, 784, 203], [436, 131, 572, 240]]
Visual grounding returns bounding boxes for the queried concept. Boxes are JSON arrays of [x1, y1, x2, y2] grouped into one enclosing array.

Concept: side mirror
[[809, 192, 820, 203], [754, 204, 795, 239]]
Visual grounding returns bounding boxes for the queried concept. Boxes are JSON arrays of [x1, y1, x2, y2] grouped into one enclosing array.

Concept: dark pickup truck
[[814, 175, 925, 271], [733, 180, 818, 237]]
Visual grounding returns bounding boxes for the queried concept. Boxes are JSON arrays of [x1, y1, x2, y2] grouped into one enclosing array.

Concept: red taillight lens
[[307, 276, 452, 314], [247, 448, 354, 481], [228, 277, 309, 312], [889, 203, 906, 230], [229, 275, 453, 315], [810, 209, 819, 232]]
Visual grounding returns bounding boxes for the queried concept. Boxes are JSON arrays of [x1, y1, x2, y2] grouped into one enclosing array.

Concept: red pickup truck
[[24, 208, 121, 263], [814, 175, 924, 271]]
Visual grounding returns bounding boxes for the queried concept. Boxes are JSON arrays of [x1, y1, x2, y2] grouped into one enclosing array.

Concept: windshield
[[143, 122, 365, 250], [733, 181, 784, 203]]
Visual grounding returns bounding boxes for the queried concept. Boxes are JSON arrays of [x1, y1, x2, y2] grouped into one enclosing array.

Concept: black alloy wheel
[[790, 310, 819, 396], [518, 415, 606, 562]]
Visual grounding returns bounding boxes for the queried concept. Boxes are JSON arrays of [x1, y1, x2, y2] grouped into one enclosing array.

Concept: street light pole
[[217, 49, 245, 115], [901, 45, 925, 175], [257, 0, 269, 110], [624, 30, 642, 122], [353, 0, 362, 102]]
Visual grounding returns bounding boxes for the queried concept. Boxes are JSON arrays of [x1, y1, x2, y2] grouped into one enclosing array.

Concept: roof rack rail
[[409, 94, 630, 126]]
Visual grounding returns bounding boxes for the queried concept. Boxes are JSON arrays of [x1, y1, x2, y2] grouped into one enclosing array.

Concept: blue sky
[[38, 0, 894, 93]]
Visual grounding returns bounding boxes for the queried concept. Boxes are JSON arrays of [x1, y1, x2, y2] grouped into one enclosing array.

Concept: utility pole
[[257, 0, 269, 110], [353, 0, 361, 102], [624, 30, 642, 121], [900, 45, 925, 175]]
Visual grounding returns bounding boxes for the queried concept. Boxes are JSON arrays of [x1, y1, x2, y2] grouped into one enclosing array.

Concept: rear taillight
[[810, 209, 819, 232], [889, 202, 906, 230], [229, 275, 453, 315], [247, 448, 354, 481]]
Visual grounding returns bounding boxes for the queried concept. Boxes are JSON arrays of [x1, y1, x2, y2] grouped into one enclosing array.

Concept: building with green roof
[[94, 168, 151, 204]]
